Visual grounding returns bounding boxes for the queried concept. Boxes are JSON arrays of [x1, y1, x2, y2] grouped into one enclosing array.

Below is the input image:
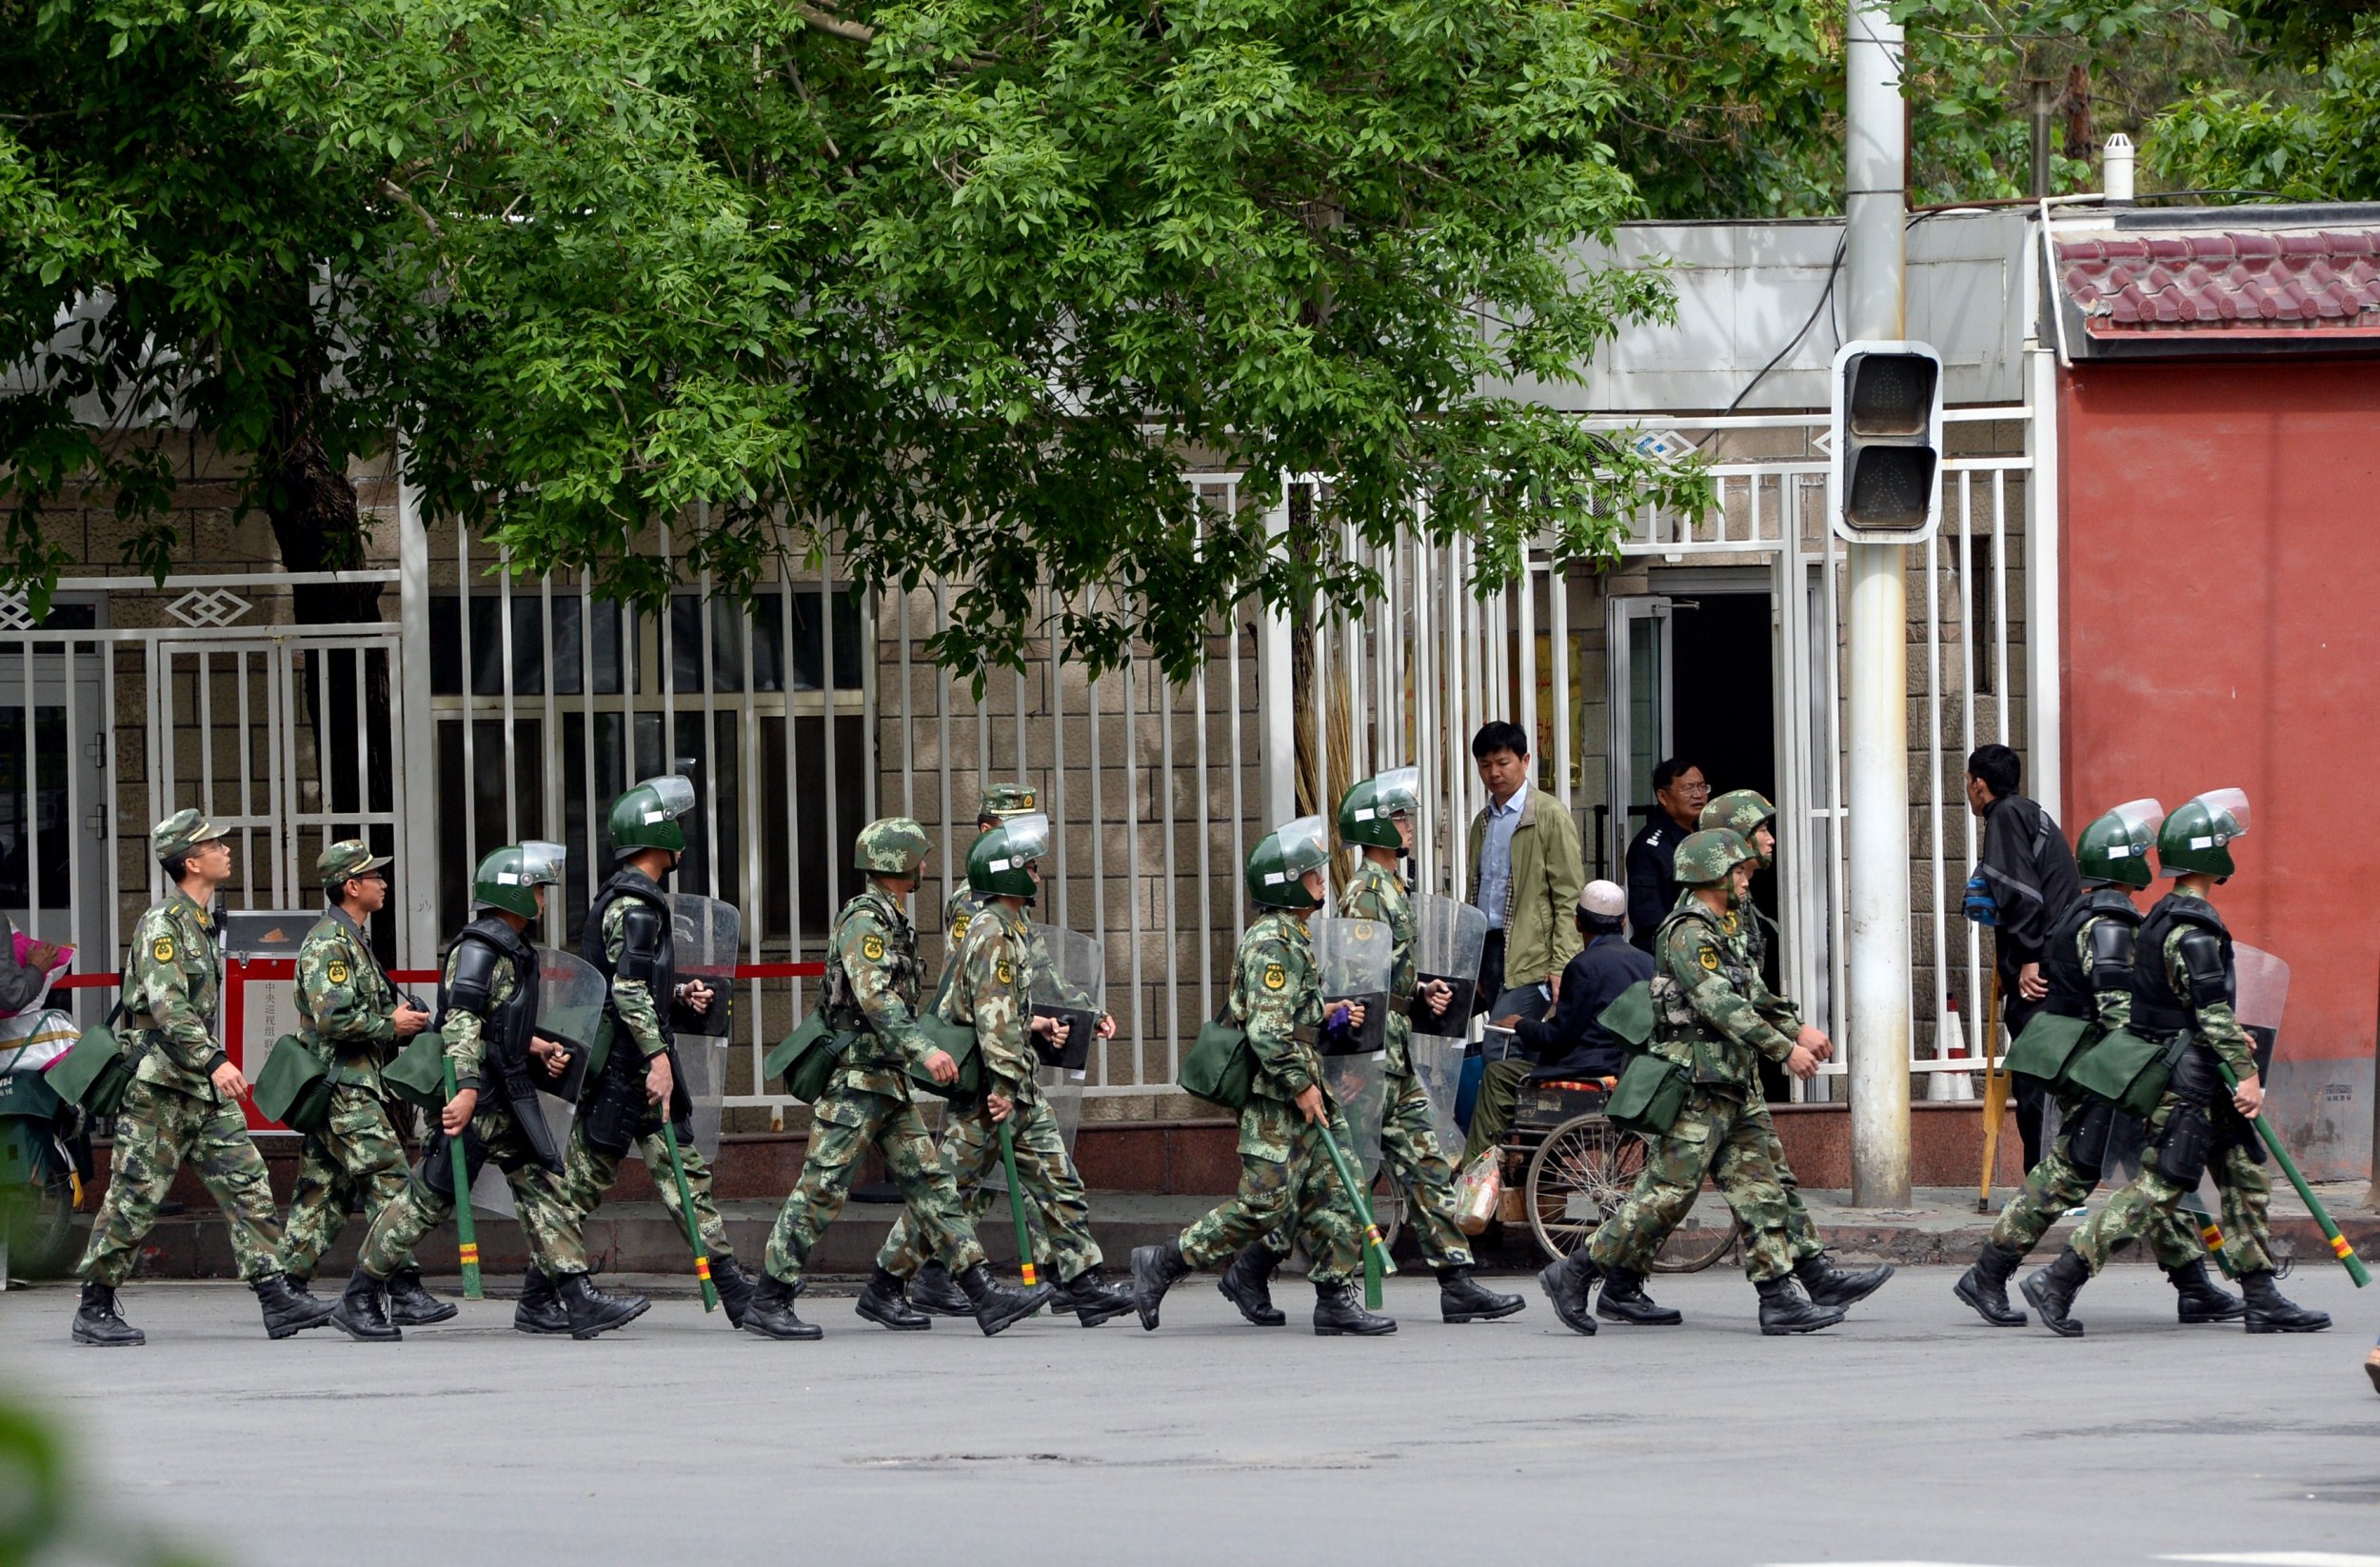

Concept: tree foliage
[[2146, 16, 2380, 199]]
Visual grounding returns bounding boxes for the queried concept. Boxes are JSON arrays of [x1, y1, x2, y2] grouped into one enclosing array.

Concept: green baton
[[1314, 1115, 1397, 1304], [441, 1060, 483, 1300], [997, 1118, 1040, 1289], [2215, 1061, 2370, 1287], [659, 1118, 723, 1312]]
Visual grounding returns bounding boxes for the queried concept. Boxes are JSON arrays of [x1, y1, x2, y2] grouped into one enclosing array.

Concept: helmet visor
[[519, 840, 568, 886], [1369, 766, 1422, 819], [1276, 815, 1330, 874], [2193, 787, 2250, 840], [640, 774, 697, 823], [2106, 797, 2166, 847], [996, 811, 1051, 866]]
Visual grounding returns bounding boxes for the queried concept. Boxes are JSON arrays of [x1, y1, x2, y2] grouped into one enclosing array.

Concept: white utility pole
[[395, 459, 442, 971], [1844, 0, 1913, 1206]]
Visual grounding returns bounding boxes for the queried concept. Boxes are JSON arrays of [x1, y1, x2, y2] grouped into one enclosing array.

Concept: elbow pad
[[2175, 929, 2231, 1012], [2086, 921, 2135, 993], [615, 903, 668, 987]]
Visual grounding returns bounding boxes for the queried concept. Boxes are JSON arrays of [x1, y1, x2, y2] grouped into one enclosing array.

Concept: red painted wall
[[2058, 356, 2380, 1180]]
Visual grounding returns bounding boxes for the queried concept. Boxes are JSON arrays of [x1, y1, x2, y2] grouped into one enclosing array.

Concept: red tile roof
[[2056, 228, 2380, 334]]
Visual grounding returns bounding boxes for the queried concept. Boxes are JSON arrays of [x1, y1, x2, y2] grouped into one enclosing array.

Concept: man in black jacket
[[1466, 882, 1653, 1160], [1625, 759, 1708, 952], [1966, 744, 2080, 1171]]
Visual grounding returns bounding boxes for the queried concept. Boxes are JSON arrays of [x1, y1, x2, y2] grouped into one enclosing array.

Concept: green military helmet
[[1672, 827, 1755, 888], [967, 811, 1050, 901], [1698, 789, 1776, 865], [608, 774, 696, 860], [1338, 765, 1421, 852], [855, 816, 931, 877], [2076, 798, 2164, 890], [1245, 815, 1332, 909], [975, 783, 1040, 824], [2157, 787, 2250, 880], [473, 840, 567, 919]]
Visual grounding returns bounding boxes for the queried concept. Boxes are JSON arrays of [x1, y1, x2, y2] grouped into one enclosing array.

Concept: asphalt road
[[3, 1264, 2375, 1567]]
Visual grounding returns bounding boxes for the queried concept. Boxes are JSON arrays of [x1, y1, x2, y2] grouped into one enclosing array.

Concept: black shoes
[[2241, 1269, 2331, 1333], [1954, 1242, 2030, 1327], [1438, 1264, 1526, 1323], [556, 1271, 649, 1339], [741, 1273, 823, 1340], [1218, 1242, 1287, 1327], [857, 1267, 932, 1331], [959, 1262, 1052, 1337], [386, 1267, 457, 1327], [1795, 1253, 1894, 1310], [2020, 1248, 2092, 1338], [711, 1255, 759, 1329], [1537, 1254, 1600, 1336], [2168, 1258, 2245, 1324], [1131, 1240, 1193, 1331], [1312, 1281, 1398, 1337], [513, 1267, 568, 1334], [330, 1269, 402, 1341], [256, 1272, 339, 1339], [70, 1280, 145, 1347], [1050, 1265, 1136, 1327], [1596, 1267, 1683, 1326], [910, 1260, 975, 1317], [1754, 1275, 1845, 1335]]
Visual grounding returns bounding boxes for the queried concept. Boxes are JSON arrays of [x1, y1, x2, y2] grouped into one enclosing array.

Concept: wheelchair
[[1497, 1074, 1742, 1274]]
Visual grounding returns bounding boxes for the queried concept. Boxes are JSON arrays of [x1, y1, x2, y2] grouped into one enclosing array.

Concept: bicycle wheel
[[1524, 1114, 1641, 1263], [1650, 1185, 1743, 1275]]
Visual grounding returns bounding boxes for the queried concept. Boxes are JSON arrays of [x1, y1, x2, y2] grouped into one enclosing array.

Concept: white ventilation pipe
[[2104, 132, 2136, 204]]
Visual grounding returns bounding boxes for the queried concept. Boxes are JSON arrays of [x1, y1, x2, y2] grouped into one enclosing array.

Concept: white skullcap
[[1579, 881, 1627, 919]]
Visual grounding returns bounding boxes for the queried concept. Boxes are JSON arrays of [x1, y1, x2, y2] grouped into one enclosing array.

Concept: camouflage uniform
[[1263, 858, 1470, 1269], [276, 890, 415, 1284], [1708, 885, 1824, 1267], [880, 901, 1101, 1281], [355, 937, 584, 1279], [762, 883, 985, 1282], [1176, 911, 1364, 1284], [78, 882, 286, 1286], [1584, 900, 1800, 1283]]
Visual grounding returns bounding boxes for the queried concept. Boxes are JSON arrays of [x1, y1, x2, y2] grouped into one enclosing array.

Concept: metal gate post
[[396, 463, 441, 967]]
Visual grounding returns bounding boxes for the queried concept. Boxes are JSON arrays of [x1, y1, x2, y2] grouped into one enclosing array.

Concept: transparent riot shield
[[668, 894, 741, 1040], [669, 1035, 730, 1164], [982, 1065, 1085, 1195], [1409, 894, 1487, 1037], [472, 947, 604, 1218], [1311, 916, 1393, 1057], [1319, 1047, 1392, 1181], [1028, 924, 1103, 1074], [1405, 1031, 1467, 1158], [2232, 943, 2289, 1081]]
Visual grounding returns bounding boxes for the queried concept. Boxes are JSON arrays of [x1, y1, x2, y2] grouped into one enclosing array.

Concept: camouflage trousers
[[1989, 1106, 2204, 1268], [548, 1119, 735, 1264], [1586, 1085, 1797, 1282], [277, 1084, 414, 1283], [356, 1107, 584, 1279], [79, 1078, 284, 1286], [764, 1072, 984, 1283], [1265, 1068, 1471, 1270], [878, 1090, 1100, 1283], [1179, 1094, 1363, 1286], [2071, 1092, 2272, 1276]]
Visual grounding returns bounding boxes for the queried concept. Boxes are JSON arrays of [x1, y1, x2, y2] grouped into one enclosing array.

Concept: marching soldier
[[273, 840, 451, 1326], [1954, 801, 2238, 1328], [1224, 769, 1521, 1327], [2023, 790, 2330, 1337], [329, 842, 647, 1341], [546, 777, 759, 1327], [742, 818, 1051, 1339], [71, 810, 333, 1345], [1131, 817, 1394, 1337], [1538, 828, 1843, 1336], [875, 813, 1134, 1326]]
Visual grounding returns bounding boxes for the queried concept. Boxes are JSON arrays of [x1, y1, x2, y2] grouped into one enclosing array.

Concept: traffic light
[[1829, 341, 1943, 544]]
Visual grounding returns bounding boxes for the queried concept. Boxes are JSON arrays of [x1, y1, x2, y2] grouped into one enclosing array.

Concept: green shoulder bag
[[383, 1032, 449, 1112], [1597, 981, 1656, 1052], [907, 1014, 984, 1101], [2001, 1011, 2094, 1090], [49, 1003, 135, 1118], [1179, 1021, 1257, 1111], [1605, 1051, 1690, 1137], [764, 1012, 855, 1104], [2065, 1027, 2185, 1117], [252, 1034, 334, 1134]]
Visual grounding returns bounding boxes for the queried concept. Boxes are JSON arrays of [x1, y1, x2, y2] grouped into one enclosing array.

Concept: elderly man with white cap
[[1466, 881, 1654, 1161]]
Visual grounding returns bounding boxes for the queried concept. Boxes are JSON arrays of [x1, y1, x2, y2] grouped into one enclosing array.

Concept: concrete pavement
[[3, 1264, 2375, 1566]]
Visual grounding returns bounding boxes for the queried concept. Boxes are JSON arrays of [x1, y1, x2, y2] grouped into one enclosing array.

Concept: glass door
[[1604, 596, 1673, 876]]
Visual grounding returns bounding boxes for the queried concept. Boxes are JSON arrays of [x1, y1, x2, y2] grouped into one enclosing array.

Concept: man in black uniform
[[1966, 744, 2080, 1171], [1625, 759, 1706, 952]]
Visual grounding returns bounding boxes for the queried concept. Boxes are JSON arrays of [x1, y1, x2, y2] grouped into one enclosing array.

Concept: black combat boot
[[856, 1267, 932, 1331], [1217, 1242, 1287, 1327], [1050, 1265, 1135, 1327], [740, 1273, 823, 1340], [1131, 1240, 1194, 1331], [1438, 1264, 1526, 1323], [1536, 1252, 1600, 1336], [959, 1262, 1053, 1338], [555, 1271, 649, 1339], [910, 1260, 975, 1317], [1755, 1275, 1846, 1336], [386, 1267, 458, 1326], [329, 1268, 402, 1341], [1954, 1242, 2030, 1327], [1596, 1267, 1683, 1326], [1313, 1280, 1398, 1336], [2019, 1248, 2092, 1338], [710, 1255, 758, 1329], [2241, 1269, 2331, 1334], [70, 1280, 145, 1347], [2168, 1258, 2245, 1323], [1795, 1252, 1894, 1309], [513, 1267, 568, 1335], [255, 1272, 339, 1339]]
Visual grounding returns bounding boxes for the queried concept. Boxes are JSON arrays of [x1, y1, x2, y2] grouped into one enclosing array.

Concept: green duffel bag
[[1179, 1021, 1257, 1111], [383, 1032, 448, 1111], [1605, 1051, 1691, 1137], [2065, 1027, 2186, 1118], [907, 1014, 984, 1101], [764, 1012, 857, 1104], [48, 1005, 135, 1118], [2001, 1011, 2094, 1090], [1597, 980, 1656, 1051], [252, 1034, 335, 1134]]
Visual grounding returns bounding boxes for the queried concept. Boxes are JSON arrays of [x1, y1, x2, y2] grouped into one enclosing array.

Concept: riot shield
[[982, 1065, 1084, 1194], [1028, 924, 1103, 1074], [535, 946, 608, 1103], [668, 894, 741, 1040], [2232, 943, 2288, 1081], [668, 1035, 730, 1164], [1409, 894, 1487, 1037], [1319, 1046, 1392, 1181], [1405, 1031, 1467, 1158], [1311, 916, 1393, 1057]]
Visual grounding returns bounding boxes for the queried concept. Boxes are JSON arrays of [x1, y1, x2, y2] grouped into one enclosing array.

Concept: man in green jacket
[[1466, 721, 1585, 1021]]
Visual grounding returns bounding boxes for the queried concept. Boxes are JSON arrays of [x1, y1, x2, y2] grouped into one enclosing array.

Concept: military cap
[[318, 839, 393, 885], [151, 807, 228, 862], [976, 784, 1040, 823]]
